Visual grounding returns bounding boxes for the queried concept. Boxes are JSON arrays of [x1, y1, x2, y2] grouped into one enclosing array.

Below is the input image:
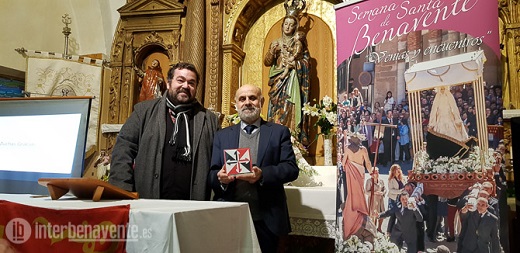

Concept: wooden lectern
[[38, 178, 138, 201]]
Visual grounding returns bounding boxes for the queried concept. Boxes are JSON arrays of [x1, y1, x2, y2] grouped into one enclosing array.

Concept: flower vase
[[323, 135, 333, 166]]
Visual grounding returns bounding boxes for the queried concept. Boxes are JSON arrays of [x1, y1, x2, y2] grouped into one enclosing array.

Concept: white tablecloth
[[0, 194, 261, 253], [285, 186, 337, 238]]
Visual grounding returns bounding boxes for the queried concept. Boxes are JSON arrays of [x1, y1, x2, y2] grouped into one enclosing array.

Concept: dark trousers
[[425, 195, 438, 239], [399, 143, 410, 161], [390, 234, 417, 253], [416, 221, 425, 251], [254, 220, 279, 253], [387, 198, 398, 234], [383, 137, 397, 164]]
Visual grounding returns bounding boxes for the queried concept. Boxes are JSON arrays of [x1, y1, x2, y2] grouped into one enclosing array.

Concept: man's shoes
[[446, 236, 455, 242], [428, 236, 437, 242]]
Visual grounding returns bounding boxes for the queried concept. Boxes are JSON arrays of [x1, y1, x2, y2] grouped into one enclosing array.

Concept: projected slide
[[0, 114, 81, 174]]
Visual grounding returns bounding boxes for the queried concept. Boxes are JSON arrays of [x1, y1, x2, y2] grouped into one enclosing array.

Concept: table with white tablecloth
[[284, 186, 337, 238], [0, 194, 261, 253], [284, 166, 338, 238]]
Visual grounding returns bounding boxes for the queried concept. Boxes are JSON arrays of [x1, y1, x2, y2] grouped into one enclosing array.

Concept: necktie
[[245, 125, 256, 134]]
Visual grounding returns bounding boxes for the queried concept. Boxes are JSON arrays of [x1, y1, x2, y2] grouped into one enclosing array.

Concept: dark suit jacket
[[460, 211, 502, 253], [381, 116, 398, 142], [380, 205, 423, 246], [209, 120, 299, 236]]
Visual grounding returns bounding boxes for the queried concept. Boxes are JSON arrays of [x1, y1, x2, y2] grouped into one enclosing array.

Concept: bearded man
[[110, 62, 220, 200], [209, 84, 299, 253]]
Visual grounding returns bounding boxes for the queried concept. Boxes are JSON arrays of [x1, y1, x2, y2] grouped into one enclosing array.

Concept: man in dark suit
[[459, 197, 503, 253], [379, 192, 423, 253], [382, 110, 398, 165], [404, 182, 426, 251], [209, 84, 299, 253]]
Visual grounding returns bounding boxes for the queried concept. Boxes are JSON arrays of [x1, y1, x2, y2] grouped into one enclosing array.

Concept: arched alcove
[[223, 0, 338, 163], [133, 44, 170, 106]]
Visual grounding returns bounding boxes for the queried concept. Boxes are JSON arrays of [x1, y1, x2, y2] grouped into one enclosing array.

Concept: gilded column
[[222, 44, 246, 116], [499, 0, 520, 109], [183, 0, 206, 102], [205, 0, 222, 110]]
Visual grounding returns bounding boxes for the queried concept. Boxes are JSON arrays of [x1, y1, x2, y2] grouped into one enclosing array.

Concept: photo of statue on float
[[405, 50, 497, 198]]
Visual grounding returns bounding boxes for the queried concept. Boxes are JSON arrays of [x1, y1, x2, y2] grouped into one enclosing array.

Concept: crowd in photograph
[[337, 84, 508, 252], [337, 84, 504, 166]]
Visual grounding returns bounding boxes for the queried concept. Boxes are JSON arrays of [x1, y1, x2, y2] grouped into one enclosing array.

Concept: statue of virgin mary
[[426, 85, 476, 159], [264, 0, 310, 145]]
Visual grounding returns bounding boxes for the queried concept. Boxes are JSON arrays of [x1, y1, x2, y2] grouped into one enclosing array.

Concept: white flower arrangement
[[413, 146, 495, 174], [335, 231, 403, 253], [336, 234, 372, 253], [372, 233, 403, 253], [302, 95, 338, 137]]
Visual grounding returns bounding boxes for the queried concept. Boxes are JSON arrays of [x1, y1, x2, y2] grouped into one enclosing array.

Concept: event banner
[[335, 0, 507, 252], [0, 200, 130, 252]]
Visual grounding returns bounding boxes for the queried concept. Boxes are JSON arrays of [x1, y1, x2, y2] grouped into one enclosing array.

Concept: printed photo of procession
[[335, 27, 510, 253]]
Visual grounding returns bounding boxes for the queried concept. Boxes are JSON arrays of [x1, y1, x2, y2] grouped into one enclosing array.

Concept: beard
[[168, 88, 193, 105], [238, 105, 261, 123]]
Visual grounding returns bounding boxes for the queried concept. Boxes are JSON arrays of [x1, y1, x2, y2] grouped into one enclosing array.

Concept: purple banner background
[[336, 0, 499, 64]]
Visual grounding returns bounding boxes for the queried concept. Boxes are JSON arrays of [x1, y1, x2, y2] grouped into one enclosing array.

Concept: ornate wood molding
[[183, 0, 205, 102], [221, 44, 246, 116], [205, 0, 223, 110], [499, 0, 520, 109]]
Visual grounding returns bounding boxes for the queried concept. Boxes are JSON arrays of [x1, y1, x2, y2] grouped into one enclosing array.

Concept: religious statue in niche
[[134, 59, 166, 102], [264, 0, 310, 145]]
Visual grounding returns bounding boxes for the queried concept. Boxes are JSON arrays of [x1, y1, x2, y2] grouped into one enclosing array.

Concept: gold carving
[[233, 28, 243, 42], [207, 2, 222, 109], [224, 0, 244, 44], [222, 52, 232, 115], [183, 0, 206, 102], [111, 30, 124, 63], [172, 30, 181, 48], [108, 68, 120, 124], [120, 70, 132, 120], [125, 32, 134, 46], [124, 32, 134, 65], [225, 0, 236, 14], [139, 31, 165, 48], [499, 0, 520, 109]]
